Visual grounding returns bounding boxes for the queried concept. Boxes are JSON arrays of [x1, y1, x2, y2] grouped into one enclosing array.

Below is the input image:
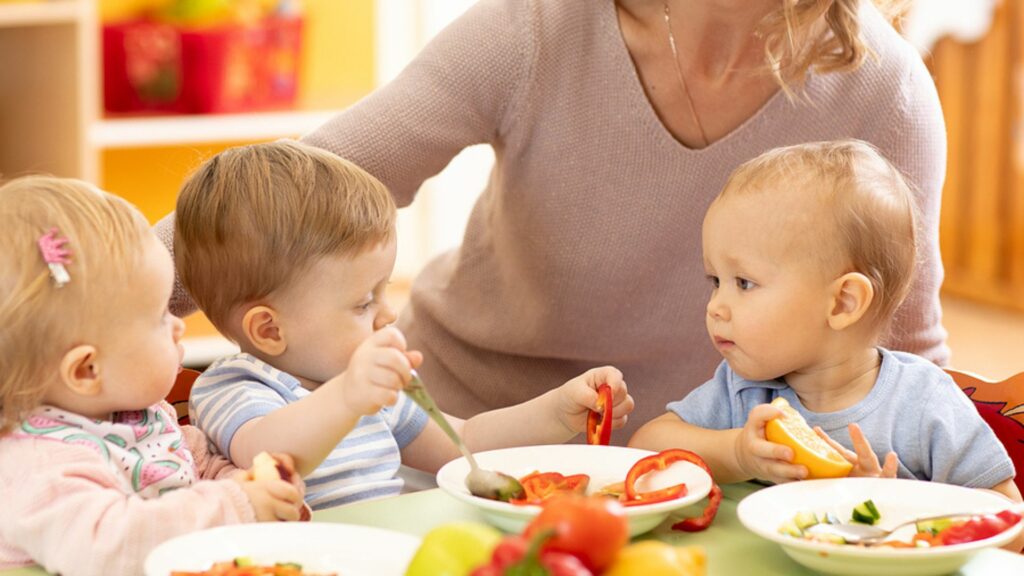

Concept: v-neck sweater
[[160, 0, 949, 439]]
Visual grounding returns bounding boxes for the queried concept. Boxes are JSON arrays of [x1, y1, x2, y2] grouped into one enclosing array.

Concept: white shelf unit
[[0, 0, 79, 27], [91, 109, 342, 148]]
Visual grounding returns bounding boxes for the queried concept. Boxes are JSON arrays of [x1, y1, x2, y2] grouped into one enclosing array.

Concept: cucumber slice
[[778, 519, 804, 537], [794, 511, 820, 530], [864, 499, 881, 519], [916, 518, 953, 536], [851, 500, 881, 525]]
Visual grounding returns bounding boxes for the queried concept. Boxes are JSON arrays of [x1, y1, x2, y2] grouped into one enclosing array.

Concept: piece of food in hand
[[764, 397, 853, 479], [586, 384, 614, 446], [404, 521, 502, 576], [601, 541, 706, 576], [251, 451, 292, 483]]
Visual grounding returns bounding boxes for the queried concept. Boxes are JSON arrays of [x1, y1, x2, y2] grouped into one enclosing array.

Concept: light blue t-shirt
[[190, 353, 428, 510], [666, 348, 1014, 488]]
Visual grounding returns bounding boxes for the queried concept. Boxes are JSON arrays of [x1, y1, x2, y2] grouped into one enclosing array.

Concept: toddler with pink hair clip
[[0, 176, 307, 576]]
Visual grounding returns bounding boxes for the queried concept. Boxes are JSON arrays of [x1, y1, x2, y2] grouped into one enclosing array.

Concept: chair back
[[945, 368, 1024, 494], [167, 368, 201, 426]]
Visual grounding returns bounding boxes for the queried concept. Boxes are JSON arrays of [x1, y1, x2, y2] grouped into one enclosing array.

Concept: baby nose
[[707, 294, 730, 321]]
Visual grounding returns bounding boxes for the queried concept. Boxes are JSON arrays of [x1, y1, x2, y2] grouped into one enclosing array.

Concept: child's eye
[[356, 299, 374, 312], [736, 278, 756, 291], [706, 275, 720, 289]]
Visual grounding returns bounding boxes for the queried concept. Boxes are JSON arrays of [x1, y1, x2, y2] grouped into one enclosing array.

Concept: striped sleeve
[[189, 360, 290, 460], [381, 392, 428, 449]]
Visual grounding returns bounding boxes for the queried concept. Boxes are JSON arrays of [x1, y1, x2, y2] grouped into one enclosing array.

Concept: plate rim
[[144, 521, 422, 576]]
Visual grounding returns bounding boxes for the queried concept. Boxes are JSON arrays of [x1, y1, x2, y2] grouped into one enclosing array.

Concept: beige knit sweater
[[160, 0, 949, 440]]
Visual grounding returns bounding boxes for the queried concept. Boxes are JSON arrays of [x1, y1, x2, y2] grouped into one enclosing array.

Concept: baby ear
[[242, 305, 287, 356], [59, 345, 102, 396], [827, 272, 874, 331]]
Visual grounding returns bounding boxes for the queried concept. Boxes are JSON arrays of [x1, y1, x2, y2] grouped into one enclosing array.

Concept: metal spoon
[[804, 509, 1018, 546], [404, 369, 525, 501]]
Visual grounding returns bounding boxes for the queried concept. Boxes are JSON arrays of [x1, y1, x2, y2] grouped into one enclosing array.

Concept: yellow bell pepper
[[602, 541, 706, 576]]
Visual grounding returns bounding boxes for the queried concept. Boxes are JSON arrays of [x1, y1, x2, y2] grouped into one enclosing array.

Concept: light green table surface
[[5, 483, 1022, 575]]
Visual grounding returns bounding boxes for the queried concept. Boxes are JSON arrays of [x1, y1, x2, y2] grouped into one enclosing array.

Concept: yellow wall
[[98, 0, 376, 337], [97, 0, 376, 220]]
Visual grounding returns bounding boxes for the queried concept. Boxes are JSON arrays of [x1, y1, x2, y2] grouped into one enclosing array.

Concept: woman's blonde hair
[[175, 140, 396, 337], [761, 0, 909, 90], [0, 176, 150, 434], [721, 139, 917, 334]]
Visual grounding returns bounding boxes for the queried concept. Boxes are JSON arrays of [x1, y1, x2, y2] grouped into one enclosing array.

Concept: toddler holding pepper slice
[[173, 141, 635, 509], [630, 141, 1021, 508]]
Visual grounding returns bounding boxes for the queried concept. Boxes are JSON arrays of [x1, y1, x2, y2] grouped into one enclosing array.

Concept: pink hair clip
[[38, 228, 72, 288]]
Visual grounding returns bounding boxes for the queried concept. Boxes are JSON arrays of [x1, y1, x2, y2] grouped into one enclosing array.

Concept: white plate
[[144, 522, 421, 576], [436, 444, 713, 536], [736, 478, 1022, 576]]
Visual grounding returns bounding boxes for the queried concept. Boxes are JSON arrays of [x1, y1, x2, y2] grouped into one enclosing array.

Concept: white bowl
[[736, 478, 1022, 576], [436, 444, 713, 536], [145, 522, 421, 576]]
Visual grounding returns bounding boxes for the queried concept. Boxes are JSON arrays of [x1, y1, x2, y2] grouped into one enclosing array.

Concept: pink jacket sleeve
[[0, 437, 256, 576]]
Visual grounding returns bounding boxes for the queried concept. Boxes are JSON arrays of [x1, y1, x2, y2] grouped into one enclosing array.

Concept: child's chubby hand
[[734, 403, 810, 484], [554, 366, 634, 435], [815, 423, 900, 479], [233, 452, 307, 522], [337, 326, 422, 417]]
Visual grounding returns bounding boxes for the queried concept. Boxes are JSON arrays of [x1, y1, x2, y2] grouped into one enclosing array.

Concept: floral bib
[[15, 404, 198, 497]]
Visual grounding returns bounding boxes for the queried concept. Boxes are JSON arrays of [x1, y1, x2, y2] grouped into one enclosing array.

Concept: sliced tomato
[[510, 472, 591, 506]]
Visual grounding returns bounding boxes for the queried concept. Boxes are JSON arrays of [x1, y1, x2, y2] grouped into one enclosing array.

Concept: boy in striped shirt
[[173, 141, 634, 509]]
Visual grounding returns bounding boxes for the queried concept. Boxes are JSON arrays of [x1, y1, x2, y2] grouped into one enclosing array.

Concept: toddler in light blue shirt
[[630, 140, 1018, 504]]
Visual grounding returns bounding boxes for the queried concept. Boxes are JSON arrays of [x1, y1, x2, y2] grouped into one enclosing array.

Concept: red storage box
[[103, 16, 303, 114]]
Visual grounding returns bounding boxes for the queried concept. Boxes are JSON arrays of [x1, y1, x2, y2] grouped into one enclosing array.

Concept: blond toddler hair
[[174, 140, 395, 338], [0, 176, 150, 433], [719, 139, 917, 333]]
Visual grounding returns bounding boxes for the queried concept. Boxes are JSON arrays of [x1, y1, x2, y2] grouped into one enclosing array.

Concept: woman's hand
[[734, 404, 808, 484], [554, 366, 634, 436], [336, 326, 421, 417], [815, 423, 900, 478]]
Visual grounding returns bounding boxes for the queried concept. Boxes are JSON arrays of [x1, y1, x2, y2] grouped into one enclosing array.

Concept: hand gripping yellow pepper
[[601, 541, 706, 576]]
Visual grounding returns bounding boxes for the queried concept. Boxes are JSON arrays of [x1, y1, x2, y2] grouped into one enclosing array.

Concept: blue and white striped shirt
[[189, 353, 428, 510]]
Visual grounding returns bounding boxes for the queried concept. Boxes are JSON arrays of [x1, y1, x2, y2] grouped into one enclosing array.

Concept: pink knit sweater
[[0, 410, 254, 576], [161, 0, 949, 439]]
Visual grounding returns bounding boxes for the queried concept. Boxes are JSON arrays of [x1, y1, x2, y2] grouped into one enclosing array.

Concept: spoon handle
[[405, 369, 480, 469]]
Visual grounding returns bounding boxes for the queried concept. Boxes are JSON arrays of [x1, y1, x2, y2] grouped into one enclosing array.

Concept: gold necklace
[[663, 0, 710, 148]]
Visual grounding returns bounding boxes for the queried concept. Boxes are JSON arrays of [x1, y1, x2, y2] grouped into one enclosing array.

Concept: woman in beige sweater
[[161, 0, 947, 440]]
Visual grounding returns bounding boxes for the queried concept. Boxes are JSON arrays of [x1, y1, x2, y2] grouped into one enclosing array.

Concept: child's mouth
[[713, 336, 735, 349]]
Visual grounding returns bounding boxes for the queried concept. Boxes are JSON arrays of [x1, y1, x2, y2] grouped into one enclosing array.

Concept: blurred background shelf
[[0, 0, 81, 28], [91, 109, 343, 148]]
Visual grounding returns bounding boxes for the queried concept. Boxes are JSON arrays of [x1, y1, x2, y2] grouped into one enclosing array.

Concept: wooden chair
[[945, 368, 1024, 494], [166, 368, 201, 426]]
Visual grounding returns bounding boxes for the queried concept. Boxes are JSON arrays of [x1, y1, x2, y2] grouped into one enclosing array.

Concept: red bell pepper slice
[[620, 448, 721, 530], [586, 384, 613, 446], [622, 449, 691, 504], [657, 449, 721, 532], [620, 482, 688, 507]]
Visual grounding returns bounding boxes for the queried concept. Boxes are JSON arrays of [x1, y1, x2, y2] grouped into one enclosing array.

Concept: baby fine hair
[[721, 139, 918, 334], [174, 140, 396, 336], [0, 176, 150, 433]]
